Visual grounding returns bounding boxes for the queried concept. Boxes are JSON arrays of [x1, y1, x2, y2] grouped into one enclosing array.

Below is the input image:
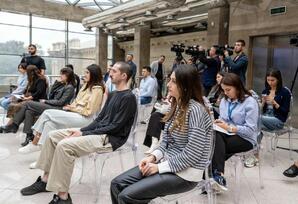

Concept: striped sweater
[[151, 99, 213, 182]]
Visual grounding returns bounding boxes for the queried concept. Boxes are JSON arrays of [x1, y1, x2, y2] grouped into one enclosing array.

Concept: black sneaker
[[49, 194, 73, 204], [20, 176, 48, 196], [212, 170, 228, 192], [283, 164, 298, 178], [3, 123, 19, 133]]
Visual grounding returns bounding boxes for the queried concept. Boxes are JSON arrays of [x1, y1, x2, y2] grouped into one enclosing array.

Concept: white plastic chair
[[230, 97, 264, 204], [151, 106, 217, 204], [263, 87, 294, 166], [78, 96, 139, 203]]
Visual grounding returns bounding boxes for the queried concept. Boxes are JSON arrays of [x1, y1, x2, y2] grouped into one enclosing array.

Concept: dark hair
[[65, 64, 74, 71], [236, 39, 245, 46], [60, 67, 76, 86], [265, 68, 283, 92], [26, 65, 46, 89], [221, 73, 251, 102], [18, 63, 27, 70], [28, 44, 37, 49], [142, 66, 151, 73], [83, 64, 105, 92], [115, 61, 132, 82], [127, 54, 133, 58], [160, 55, 165, 58], [163, 64, 205, 132]]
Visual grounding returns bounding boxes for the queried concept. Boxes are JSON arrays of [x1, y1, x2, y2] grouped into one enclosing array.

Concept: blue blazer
[[262, 87, 291, 122]]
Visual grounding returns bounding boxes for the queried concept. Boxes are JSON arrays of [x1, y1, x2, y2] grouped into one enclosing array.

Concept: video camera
[[214, 45, 234, 56], [170, 43, 185, 61], [185, 45, 206, 58]]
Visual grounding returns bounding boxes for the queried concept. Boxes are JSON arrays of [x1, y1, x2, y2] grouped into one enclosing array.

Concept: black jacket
[[45, 81, 75, 107]]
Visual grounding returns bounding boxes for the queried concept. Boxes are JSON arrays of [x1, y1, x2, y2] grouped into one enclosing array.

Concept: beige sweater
[[69, 84, 103, 117]]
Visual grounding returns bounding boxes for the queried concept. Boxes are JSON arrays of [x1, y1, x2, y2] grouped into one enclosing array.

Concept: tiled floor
[[0, 123, 298, 204]]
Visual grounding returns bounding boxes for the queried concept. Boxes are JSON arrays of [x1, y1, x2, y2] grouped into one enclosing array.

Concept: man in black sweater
[[20, 62, 137, 204]]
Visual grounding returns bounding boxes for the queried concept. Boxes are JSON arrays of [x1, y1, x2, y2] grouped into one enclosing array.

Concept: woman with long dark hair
[[110, 64, 213, 204], [211, 73, 259, 191], [21, 64, 105, 168]]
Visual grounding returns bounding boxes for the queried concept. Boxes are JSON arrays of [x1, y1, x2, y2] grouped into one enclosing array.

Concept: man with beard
[[21, 44, 46, 75], [224, 39, 248, 85]]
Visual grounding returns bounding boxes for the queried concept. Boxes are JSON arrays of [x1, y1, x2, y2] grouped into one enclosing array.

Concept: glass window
[[69, 22, 95, 34], [68, 32, 96, 59], [32, 28, 66, 57], [68, 58, 95, 75], [32, 16, 65, 31], [0, 55, 23, 75], [44, 57, 66, 75], [0, 11, 29, 26], [0, 25, 29, 55]]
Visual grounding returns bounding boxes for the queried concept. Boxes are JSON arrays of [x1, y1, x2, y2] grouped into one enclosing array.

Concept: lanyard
[[228, 101, 238, 122]]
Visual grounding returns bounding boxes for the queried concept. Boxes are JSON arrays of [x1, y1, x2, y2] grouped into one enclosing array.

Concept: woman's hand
[[63, 105, 71, 111], [141, 163, 159, 176], [214, 119, 229, 130], [139, 155, 156, 171]]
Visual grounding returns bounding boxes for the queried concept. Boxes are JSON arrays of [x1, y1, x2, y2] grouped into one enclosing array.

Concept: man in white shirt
[[140, 66, 157, 105]]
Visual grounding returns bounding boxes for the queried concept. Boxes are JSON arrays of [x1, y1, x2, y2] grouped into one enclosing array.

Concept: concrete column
[[134, 25, 151, 81], [207, 0, 230, 47], [96, 28, 108, 72], [113, 39, 125, 62]]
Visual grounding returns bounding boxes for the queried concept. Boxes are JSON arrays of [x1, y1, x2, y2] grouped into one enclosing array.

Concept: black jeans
[[157, 80, 163, 100], [212, 131, 253, 173], [13, 101, 59, 134], [110, 166, 198, 204], [143, 112, 164, 147]]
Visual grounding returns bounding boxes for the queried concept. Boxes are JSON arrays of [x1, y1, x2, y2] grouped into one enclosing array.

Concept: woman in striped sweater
[[110, 64, 213, 204]]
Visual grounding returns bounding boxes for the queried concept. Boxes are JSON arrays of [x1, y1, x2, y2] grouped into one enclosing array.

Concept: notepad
[[213, 124, 236, 135]]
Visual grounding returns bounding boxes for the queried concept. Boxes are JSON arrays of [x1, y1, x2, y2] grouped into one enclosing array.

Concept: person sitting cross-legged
[[20, 61, 137, 204]]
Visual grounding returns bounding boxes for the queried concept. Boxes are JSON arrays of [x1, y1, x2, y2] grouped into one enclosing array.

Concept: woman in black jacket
[[1, 68, 76, 147]]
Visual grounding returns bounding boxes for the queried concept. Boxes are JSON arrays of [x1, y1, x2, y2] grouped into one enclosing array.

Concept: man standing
[[151, 55, 166, 100], [198, 46, 221, 96], [21, 44, 46, 75], [126, 54, 137, 89], [20, 62, 137, 204], [224, 39, 248, 85], [139, 66, 157, 105]]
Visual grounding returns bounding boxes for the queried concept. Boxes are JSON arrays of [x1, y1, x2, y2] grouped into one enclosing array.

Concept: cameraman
[[224, 39, 248, 85], [198, 46, 221, 96]]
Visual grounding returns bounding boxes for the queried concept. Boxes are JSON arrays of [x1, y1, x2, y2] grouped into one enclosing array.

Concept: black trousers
[[157, 80, 163, 100], [212, 131, 253, 173], [143, 112, 164, 147], [110, 166, 198, 204], [13, 101, 59, 134]]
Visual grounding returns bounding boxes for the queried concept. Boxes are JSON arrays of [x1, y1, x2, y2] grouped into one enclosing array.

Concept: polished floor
[[0, 122, 298, 204]]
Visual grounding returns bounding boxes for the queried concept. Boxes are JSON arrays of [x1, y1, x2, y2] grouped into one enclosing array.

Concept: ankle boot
[[21, 133, 34, 147], [3, 123, 19, 133]]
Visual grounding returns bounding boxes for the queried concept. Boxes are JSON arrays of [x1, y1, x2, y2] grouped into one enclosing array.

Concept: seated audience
[[110, 64, 213, 204], [283, 161, 298, 178], [207, 72, 225, 119], [211, 73, 258, 191], [17, 64, 105, 167], [139, 66, 157, 105], [65, 64, 80, 97], [1, 65, 47, 129], [10, 68, 75, 147], [0, 63, 28, 110], [20, 62, 137, 204], [245, 69, 291, 168]]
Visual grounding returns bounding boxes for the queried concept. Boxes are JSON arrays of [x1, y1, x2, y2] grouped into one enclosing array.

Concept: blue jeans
[[0, 97, 11, 110], [140, 96, 152, 105], [261, 115, 284, 131]]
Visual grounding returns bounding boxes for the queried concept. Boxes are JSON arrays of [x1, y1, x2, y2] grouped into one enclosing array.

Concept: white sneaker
[[29, 161, 37, 169], [18, 143, 41, 154], [145, 137, 159, 154]]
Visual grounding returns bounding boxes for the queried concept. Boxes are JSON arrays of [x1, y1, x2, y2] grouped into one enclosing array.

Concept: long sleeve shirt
[[151, 99, 213, 182], [11, 74, 27, 95], [140, 76, 156, 97], [69, 84, 103, 117], [80, 89, 137, 150], [219, 96, 258, 146]]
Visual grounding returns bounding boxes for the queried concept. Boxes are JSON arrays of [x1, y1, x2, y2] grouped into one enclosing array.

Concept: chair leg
[[271, 134, 278, 167], [119, 151, 125, 172], [234, 156, 243, 204], [288, 131, 293, 160], [78, 156, 87, 184], [206, 180, 216, 204], [258, 148, 264, 189], [94, 156, 108, 204]]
